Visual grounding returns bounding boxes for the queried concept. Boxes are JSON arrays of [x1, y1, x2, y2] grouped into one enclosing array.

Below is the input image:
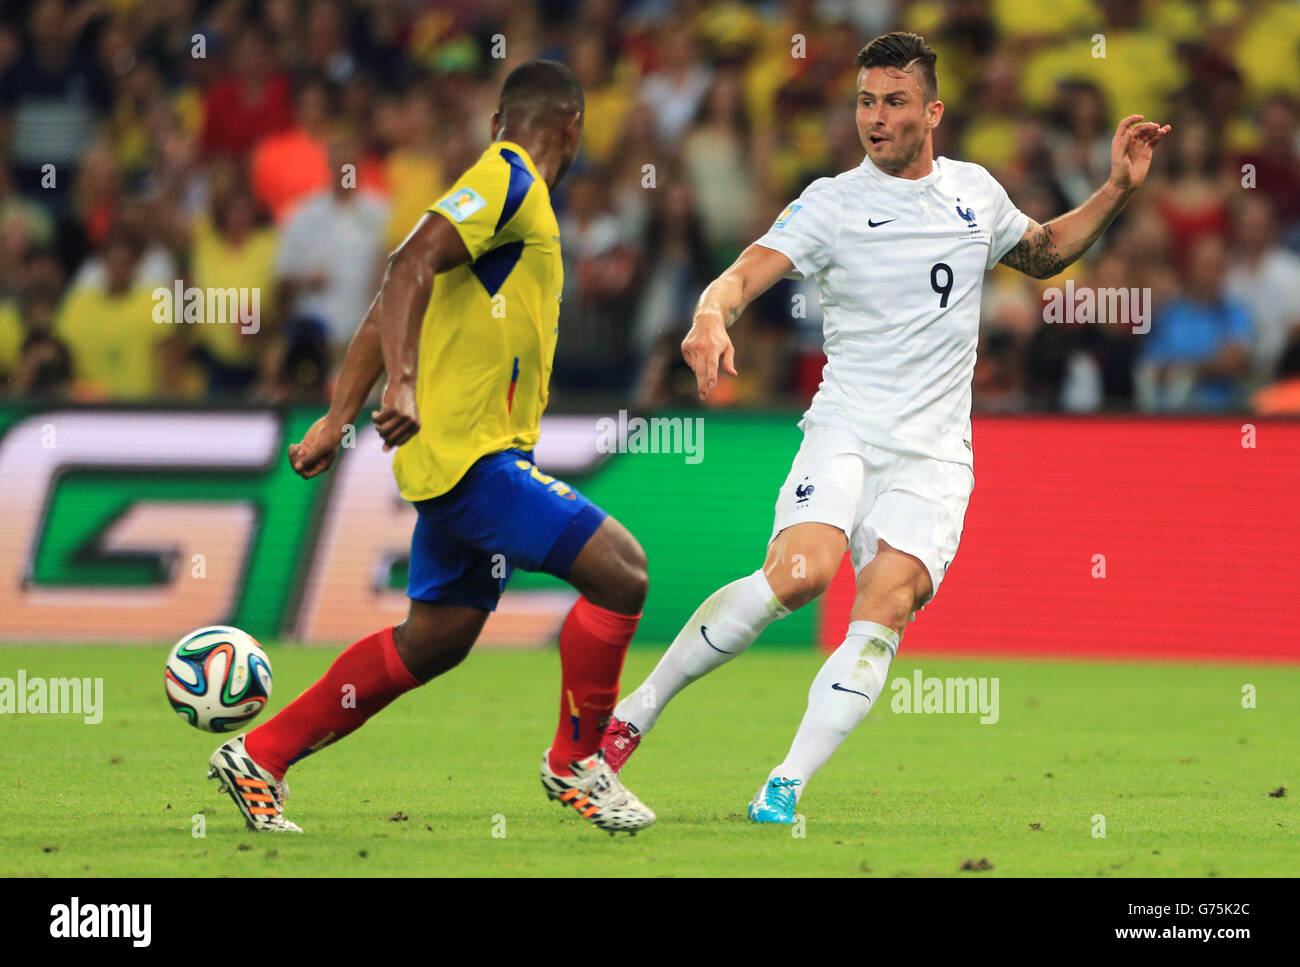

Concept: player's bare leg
[[604, 522, 843, 770], [212, 600, 486, 832], [566, 515, 649, 616], [392, 601, 490, 681], [763, 522, 849, 610], [750, 541, 930, 822], [538, 515, 656, 832]]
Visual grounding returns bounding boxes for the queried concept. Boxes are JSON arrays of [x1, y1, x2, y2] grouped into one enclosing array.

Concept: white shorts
[[768, 421, 975, 603]]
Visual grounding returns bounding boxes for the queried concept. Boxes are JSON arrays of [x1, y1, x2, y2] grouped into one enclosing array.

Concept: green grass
[[1, 646, 1296, 877]]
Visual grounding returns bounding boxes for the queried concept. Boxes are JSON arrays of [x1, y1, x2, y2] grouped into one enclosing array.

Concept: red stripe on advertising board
[[819, 417, 1300, 662]]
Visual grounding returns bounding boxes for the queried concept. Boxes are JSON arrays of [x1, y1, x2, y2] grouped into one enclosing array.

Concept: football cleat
[[598, 717, 642, 774], [208, 735, 303, 833], [540, 748, 655, 835], [747, 776, 802, 824]]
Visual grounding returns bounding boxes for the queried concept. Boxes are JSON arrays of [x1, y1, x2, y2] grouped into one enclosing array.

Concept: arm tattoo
[[999, 222, 1065, 279]]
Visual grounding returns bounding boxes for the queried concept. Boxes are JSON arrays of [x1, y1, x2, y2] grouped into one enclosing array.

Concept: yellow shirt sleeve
[[428, 152, 518, 261]]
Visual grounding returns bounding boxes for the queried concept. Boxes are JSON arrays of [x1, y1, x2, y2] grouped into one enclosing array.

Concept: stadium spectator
[[377, 85, 446, 253], [250, 78, 334, 223], [275, 135, 387, 366], [302, 0, 360, 85], [188, 177, 279, 396], [0, 165, 55, 300], [1138, 235, 1252, 412], [70, 193, 178, 292], [1233, 94, 1300, 249], [1225, 195, 1300, 385], [959, 51, 1025, 175], [54, 234, 173, 399], [568, 32, 631, 168], [0, 0, 1294, 415], [69, 139, 123, 255], [1017, 0, 1184, 129], [682, 68, 758, 256], [1046, 81, 1113, 210], [1250, 337, 1300, 415], [5, 284, 70, 398], [1152, 114, 1232, 273], [136, 96, 208, 229], [0, 291, 22, 383], [102, 52, 168, 179], [975, 326, 1030, 412], [1232, 0, 1300, 104], [632, 174, 712, 375], [638, 24, 712, 146], [0, 0, 112, 215], [200, 29, 294, 161], [604, 99, 665, 243], [1081, 250, 1144, 407], [977, 286, 1035, 411], [16, 245, 66, 299], [1024, 250, 1146, 412], [1111, 200, 1181, 309], [553, 166, 641, 396]]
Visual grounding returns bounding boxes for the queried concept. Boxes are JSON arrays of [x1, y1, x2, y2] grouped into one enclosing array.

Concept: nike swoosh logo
[[700, 625, 734, 654], [868, 218, 896, 228], [832, 682, 871, 700]]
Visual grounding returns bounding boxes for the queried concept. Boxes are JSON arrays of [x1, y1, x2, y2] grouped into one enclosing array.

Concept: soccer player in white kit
[[600, 32, 1169, 822]]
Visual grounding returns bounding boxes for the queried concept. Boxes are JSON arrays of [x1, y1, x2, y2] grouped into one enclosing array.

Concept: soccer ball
[[164, 626, 273, 732]]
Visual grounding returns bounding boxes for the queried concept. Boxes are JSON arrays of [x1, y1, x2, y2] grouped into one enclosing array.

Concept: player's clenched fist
[[288, 415, 346, 479], [681, 314, 737, 400], [372, 379, 420, 451]]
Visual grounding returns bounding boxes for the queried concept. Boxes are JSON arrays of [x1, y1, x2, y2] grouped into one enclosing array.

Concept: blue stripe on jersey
[[470, 240, 525, 296], [496, 149, 535, 233]]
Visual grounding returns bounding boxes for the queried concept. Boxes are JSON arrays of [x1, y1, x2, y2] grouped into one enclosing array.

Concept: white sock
[[614, 570, 790, 733], [770, 620, 899, 797]]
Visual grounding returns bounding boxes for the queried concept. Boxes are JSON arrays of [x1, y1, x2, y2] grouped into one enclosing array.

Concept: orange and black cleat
[[208, 735, 303, 833], [540, 748, 655, 835]]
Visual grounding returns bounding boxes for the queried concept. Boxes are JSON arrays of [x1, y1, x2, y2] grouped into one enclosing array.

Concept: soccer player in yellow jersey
[[209, 62, 655, 834]]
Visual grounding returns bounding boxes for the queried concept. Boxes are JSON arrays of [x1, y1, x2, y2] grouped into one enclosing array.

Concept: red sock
[[245, 626, 419, 779], [549, 597, 639, 774]]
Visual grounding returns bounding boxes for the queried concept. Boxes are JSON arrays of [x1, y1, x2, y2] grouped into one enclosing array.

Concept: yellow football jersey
[[56, 284, 168, 399], [391, 141, 563, 502]]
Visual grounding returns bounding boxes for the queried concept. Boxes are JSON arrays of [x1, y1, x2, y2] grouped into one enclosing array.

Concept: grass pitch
[[2, 645, 1296, 877]]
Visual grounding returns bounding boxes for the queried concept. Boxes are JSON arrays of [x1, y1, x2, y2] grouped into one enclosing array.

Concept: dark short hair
[[854, 32, 938, 102], [1276, 336, 1300, 380], [498, 60, 584, 126]]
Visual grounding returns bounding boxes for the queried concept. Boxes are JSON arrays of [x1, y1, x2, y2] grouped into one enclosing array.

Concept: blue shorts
[[407, 449, 607, 612]]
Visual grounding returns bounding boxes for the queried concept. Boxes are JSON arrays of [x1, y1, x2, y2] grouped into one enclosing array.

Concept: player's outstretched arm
[[371, 212, 471, 451], [1000, 114, 1170, 279], [288, 297, 385, 479], [287, 213, 471, 478], [684, 243, 794, 399]]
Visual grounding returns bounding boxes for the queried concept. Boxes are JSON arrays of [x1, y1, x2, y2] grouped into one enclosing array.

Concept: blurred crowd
[[1, 0, 1299, 414]]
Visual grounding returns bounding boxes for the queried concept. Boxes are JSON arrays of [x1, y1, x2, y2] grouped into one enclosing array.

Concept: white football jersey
[[755, 155, 1029, 466]]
